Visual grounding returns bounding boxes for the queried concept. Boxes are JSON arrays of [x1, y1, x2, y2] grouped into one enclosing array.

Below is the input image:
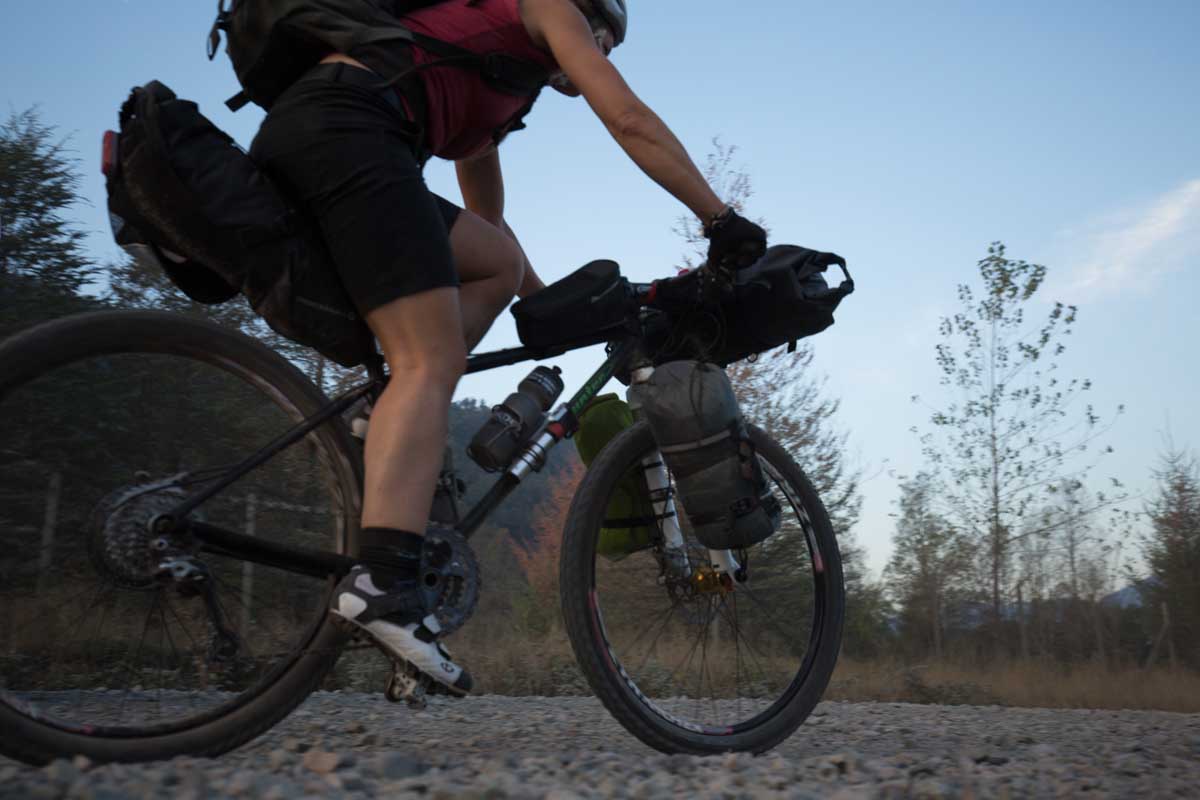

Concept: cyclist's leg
[[446, 209, 525, 350], [359, 286, 466, 532], [249, 68, 475, 691]]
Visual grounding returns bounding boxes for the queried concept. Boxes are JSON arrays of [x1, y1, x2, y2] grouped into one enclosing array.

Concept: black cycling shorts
[[249, 62, 462, 315]]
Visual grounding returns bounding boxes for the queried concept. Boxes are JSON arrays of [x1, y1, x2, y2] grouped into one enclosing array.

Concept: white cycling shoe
[[331, 565, 473, 696]]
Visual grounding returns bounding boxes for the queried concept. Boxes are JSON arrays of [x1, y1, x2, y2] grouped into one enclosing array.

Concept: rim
[[0, 344, 351, 737], [586, 439, 828, 737]]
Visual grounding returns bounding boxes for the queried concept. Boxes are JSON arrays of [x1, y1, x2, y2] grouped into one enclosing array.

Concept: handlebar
[[630, 262, 730, 312]]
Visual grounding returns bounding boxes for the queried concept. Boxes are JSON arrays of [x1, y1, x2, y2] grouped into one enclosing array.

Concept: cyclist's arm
[[522, 0, 727, 225], [456, 149, 545, 298]]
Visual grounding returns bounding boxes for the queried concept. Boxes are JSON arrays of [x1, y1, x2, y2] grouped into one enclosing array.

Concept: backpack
[[104, 80, 377, 367], [208, 0, 552, 146]]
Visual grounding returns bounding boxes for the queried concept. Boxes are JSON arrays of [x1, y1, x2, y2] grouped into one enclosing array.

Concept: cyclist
[[249, 0, 768, 695]]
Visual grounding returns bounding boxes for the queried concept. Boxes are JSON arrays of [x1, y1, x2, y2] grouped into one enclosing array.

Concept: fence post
[[1163, 602, 1177, 670], [241, 493, 258, 634], [36, 471, 63, 593]]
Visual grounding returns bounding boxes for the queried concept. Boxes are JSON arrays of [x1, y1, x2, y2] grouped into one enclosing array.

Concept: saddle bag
[[627, 361, 781, 550], [103, 80, 376, 367], [510, 260, 630, 350], [716, 244, 855, 365]]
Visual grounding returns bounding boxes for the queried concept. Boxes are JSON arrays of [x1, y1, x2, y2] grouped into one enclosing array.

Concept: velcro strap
[[359, 590, 425, 624], [658, 428, 734, 455], [225, 91, 251, 113], [689, 494, 761, 528]]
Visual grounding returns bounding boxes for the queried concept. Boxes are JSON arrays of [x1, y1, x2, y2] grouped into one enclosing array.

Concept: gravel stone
[[301, 749, 342, 774], [371, 752, 429, 780], [42, 759, 80, 784], [4, 694, 1200, 798]]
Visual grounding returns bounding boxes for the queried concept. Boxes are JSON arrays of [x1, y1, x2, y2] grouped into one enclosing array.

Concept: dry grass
[[443, 631, 1200, 712], [826, 659, 1200, 713]]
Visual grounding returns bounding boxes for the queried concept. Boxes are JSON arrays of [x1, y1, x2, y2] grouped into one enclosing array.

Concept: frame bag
[[103, 80, 376, 367]]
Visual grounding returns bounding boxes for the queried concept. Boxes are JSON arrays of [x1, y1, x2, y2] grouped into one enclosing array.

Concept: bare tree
[[914, 243, 1124, 651], [672, 137, 766, 270]]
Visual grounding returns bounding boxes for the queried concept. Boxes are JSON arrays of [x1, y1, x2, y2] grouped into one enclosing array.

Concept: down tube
[[457, 338, 638, 539]]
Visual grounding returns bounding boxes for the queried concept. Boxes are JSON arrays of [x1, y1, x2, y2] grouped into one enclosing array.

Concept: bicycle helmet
[[573, 0, 628, 47]]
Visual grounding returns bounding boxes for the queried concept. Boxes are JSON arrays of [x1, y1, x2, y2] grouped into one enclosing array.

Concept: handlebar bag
[[716, 244, 855, 365], [510, 259, 629, 349], [104, 80, 375, 367], [628, 361, 781, 550]]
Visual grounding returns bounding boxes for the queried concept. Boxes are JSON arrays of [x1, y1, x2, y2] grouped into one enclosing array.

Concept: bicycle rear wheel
[[0, 310, 362, 764], [560, 421, 844, 755]]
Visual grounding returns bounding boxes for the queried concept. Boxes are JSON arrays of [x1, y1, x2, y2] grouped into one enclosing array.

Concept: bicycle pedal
[[385, 663, 427, 709]]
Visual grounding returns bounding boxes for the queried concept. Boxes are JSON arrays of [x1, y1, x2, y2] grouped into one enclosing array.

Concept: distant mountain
[[1101, 579, 1159, 610]]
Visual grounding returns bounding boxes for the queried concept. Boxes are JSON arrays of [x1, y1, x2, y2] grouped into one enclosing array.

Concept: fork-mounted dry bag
[[628, 361, 781, 550]]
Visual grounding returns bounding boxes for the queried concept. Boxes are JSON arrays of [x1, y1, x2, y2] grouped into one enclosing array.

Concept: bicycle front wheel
[[560, 421, 845, 755], [0, 310, 363, 764]]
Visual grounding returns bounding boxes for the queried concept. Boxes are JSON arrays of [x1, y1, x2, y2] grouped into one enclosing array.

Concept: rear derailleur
[[157, 547, 242, 664]]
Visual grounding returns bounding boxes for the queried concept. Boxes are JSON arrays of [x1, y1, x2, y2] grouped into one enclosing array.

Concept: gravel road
[[3, 693, 1199, 799]]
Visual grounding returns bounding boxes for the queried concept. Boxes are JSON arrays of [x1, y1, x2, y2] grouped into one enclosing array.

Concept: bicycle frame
[[160, 334, 645, 582]]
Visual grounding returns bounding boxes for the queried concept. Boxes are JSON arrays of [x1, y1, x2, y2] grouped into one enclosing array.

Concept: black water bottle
[[467, 366, 564, 472]]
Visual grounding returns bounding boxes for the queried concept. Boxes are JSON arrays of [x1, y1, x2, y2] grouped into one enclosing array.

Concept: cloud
[[1056, 178, 1200, 300]]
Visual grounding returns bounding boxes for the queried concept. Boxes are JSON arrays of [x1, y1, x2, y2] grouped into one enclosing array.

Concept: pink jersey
[[400, 0, 558, 160]]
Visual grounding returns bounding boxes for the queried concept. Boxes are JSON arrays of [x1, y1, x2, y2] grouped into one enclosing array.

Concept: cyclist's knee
[[386, 340, 466, 397], [497, 239, 525, 299]]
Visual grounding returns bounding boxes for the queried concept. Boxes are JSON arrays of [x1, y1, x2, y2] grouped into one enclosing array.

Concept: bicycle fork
[[628, 367, 742, 583]]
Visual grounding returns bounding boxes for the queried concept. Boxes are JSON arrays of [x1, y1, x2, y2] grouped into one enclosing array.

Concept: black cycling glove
[[705, 208, 767, 271]]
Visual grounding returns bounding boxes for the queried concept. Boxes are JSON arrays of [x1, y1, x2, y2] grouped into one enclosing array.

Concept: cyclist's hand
[[705, 208, 767, 271]]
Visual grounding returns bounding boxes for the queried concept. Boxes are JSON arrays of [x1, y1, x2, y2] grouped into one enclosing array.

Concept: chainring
[[419, 525, 480, 636]]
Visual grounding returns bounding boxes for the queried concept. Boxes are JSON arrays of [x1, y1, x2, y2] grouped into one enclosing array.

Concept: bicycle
[[0, 264, 844, 764]]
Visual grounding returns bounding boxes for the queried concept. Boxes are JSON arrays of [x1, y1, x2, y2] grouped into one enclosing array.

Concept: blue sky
[[4, 1, 1198, 577]]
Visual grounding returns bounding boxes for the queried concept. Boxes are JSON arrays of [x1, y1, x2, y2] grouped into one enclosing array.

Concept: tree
[[729, 349, 862, 537], [885, 472, 974, 659], [1141, 443, 1200, 667], [104, 253, 352, 395], [0, 108, 99, 337], [511, 457, 583, 634], [914, 242, 1123, 649], [673, 139, 884, 654], [672, 137, 763, 270]]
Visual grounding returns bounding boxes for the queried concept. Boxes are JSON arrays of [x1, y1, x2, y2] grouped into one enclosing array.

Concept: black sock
[[358, 527, 424, 585]]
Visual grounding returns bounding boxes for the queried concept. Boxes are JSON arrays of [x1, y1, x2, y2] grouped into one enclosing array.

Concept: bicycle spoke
[[736, 583, 804, 650], [118, 593, 161, 724], [2, 581, 116, 646], [631, 601, 683, 675], [715, 593, 774, 698]]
